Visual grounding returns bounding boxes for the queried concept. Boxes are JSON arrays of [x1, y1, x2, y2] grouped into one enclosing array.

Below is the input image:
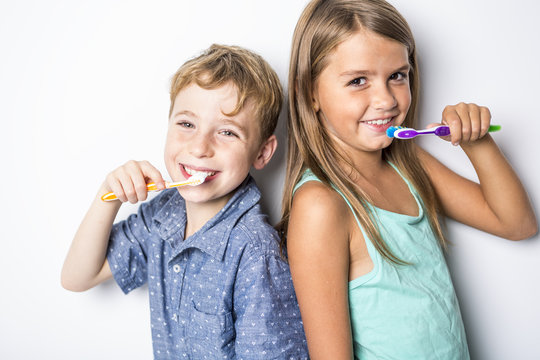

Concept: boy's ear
[[252, 135, 277, 170]]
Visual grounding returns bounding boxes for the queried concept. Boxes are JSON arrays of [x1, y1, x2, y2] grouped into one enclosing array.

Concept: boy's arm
[[61, 160, 165, 292], [419, 103, 537, 240], [61, 185, 120, 292]]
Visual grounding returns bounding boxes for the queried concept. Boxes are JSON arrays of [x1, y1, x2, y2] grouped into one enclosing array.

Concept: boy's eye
[[219, 130, 238, 137], [177, 121, 194, 128], [348, 77, 366, 86]]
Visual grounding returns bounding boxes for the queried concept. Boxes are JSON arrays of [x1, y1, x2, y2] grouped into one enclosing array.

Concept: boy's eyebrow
[[221, 118, 248, 134], [339, 64, 410, 77], [172, 110, 198, 119], [172, 110, 248, 134]]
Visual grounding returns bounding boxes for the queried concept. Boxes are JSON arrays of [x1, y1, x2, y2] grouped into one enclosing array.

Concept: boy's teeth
[[185, 167, 215, 177], [366, 118, 391, 125]]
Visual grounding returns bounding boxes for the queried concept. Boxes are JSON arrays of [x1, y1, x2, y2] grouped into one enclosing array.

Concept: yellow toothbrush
[[101, 173, 207, 202]]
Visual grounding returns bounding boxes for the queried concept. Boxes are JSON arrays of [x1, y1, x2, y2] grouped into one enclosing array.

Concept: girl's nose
[[189, 132, 214, 158], [372, 85, 397, 111]]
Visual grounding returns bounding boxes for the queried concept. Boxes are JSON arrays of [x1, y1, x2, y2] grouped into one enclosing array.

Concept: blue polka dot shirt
[[107, 176, 309, 359]]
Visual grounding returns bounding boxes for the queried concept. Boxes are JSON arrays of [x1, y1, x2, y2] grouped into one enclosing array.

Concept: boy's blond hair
[[169, 44, 283, 142]]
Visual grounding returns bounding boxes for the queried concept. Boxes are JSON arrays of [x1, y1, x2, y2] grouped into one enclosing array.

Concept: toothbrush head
[[188, 173, 208, 186], [386, 126, 405, 138]]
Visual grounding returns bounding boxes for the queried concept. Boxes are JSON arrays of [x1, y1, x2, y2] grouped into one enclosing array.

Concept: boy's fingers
[[104, 160, 165, 203], [107, 175, 128, 203], [118, 170, 139, 204], [140, 161, 166, 190]]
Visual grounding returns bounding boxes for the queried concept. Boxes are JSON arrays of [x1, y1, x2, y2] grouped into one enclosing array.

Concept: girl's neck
[[345, 148, 387, 180]]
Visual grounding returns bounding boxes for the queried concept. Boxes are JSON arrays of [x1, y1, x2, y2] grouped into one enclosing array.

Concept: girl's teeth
[[366, 118, 391, 125]]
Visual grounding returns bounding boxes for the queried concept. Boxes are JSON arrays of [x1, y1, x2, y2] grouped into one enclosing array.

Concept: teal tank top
[[294, 166, 469, 360]]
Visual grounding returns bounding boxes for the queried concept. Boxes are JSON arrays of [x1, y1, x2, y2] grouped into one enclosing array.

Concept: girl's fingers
[[456, 103, 472, 143], [442, 104, 463, 146], [465, 105, 480, 142], [442, 103, 492, 145], [479, 106, 492, 137]]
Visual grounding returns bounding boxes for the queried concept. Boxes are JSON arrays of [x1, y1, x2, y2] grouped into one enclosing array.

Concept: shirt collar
[[152, 175, 261, 261]]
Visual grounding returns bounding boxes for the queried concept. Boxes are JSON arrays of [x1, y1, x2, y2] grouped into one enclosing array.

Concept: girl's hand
[[438, 102, 492, 146], [103, 160, 165, 204]]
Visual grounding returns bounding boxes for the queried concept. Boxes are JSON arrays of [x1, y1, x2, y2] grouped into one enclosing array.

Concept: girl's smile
[[313, 28, 411, 154]]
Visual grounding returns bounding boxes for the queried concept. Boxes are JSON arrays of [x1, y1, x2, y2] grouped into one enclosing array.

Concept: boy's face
[[165, 82, 276, 208]]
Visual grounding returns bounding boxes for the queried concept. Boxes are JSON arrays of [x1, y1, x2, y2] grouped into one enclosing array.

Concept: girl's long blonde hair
[[279, 0, 446, 264]]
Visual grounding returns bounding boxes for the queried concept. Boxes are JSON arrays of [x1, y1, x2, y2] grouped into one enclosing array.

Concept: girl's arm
[[418, 103, 537, 240], [61, 160, 165, 291], [287, 181, 354, 360]]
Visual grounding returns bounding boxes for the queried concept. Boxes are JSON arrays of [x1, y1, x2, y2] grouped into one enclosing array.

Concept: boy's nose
[[189, 133, 214, 158]]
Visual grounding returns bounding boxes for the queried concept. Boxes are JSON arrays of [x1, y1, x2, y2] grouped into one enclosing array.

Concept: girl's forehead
[[328, 30, 408, 69]]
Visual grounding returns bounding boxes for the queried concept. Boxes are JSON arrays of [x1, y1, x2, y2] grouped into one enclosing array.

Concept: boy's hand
[[434, 102, 492, 146], [103, 160, 165, 203]]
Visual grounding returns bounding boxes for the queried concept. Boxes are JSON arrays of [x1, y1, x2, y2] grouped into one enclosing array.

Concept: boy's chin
[[178, 189, 235, 207]]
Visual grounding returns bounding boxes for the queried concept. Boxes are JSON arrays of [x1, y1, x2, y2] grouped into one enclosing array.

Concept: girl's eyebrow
[[339, 64, 410, 77]]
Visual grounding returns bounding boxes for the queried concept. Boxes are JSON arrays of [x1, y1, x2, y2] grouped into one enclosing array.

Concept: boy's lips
[[180, 164, 219, 181]]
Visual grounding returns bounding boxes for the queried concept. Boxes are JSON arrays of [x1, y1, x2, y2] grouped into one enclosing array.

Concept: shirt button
[[173, 264, 181, 273]]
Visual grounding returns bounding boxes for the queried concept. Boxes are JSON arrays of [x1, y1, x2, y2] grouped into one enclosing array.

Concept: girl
[[279, 0, 537, 359]]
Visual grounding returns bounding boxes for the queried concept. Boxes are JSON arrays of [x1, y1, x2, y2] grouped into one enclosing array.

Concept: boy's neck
[[183, 193, 235, 239]]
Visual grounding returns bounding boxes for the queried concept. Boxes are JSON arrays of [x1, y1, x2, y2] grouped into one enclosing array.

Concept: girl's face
[[312, 29, 411, 155]]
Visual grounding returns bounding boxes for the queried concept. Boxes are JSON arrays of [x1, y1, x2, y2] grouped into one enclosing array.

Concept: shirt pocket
[[187, 302, 235, 358]]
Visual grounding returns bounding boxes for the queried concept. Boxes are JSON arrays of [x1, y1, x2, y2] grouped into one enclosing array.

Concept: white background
[[1, 0, 539, 359]]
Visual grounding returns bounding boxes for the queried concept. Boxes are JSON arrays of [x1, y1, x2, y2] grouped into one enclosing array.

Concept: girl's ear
[[313, 97, 320, 112], [252, 135, 277, 170], [312, 85, 320, 112]]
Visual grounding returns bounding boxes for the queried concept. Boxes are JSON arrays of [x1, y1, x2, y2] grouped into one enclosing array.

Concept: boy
[[61, 44, 308, 359]]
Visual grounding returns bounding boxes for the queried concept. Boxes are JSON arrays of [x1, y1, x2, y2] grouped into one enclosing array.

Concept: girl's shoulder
[[292, 179, 351, 230]]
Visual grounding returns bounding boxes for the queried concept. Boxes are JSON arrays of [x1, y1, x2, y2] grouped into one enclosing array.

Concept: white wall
[[1, 0, 538, 359]]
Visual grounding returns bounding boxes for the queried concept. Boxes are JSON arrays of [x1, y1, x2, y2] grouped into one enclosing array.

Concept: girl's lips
[[361, 117, 395, 133]]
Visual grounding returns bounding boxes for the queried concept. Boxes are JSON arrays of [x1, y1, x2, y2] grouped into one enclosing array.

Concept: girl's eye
[[390, 72, 407, 81], [348, 77, 366, 86]]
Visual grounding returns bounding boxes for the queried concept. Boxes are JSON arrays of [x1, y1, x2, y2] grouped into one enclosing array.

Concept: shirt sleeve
[[107, 201, 155, 294], [233, 252, 308, 359]]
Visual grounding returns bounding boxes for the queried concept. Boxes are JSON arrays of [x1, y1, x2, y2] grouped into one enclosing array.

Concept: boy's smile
[[165, 82, 272, 211]]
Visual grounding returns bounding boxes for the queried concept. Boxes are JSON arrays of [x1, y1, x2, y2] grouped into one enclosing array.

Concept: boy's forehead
[[171, 83, 261, 132]]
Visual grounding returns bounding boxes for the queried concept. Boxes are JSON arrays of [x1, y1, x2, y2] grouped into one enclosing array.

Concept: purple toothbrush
[[386, 125, 500, 139]]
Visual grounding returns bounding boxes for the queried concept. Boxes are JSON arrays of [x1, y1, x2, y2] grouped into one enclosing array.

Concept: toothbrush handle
[[435, 124, 501, 137], [101, 182, 163, 202]]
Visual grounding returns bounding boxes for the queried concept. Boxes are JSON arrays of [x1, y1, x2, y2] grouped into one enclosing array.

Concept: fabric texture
[[294, 166, 469, 360], [108, 176, 308, 359]]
